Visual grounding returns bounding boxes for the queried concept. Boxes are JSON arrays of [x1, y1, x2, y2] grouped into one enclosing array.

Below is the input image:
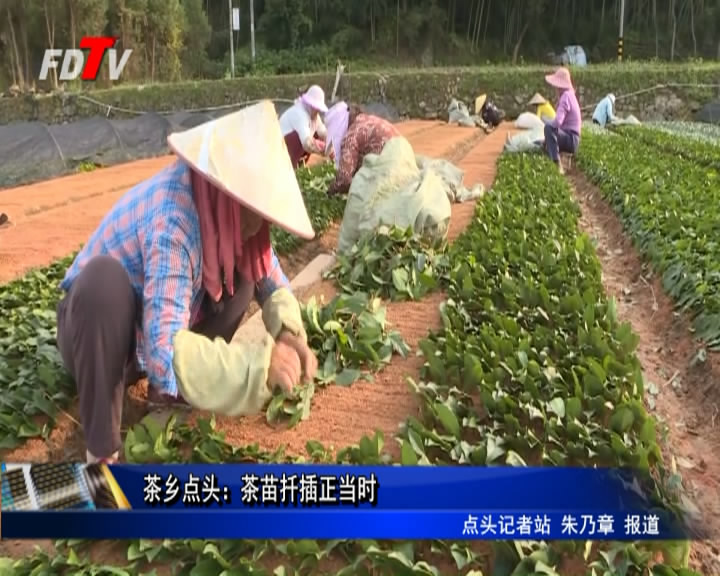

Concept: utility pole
[[250, 0, 256, 62], [228, 0, 235, 77], [618, 0, 626, 62]]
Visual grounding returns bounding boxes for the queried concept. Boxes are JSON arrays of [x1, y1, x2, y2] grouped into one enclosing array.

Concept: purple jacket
[[552, 89, 582, 135]]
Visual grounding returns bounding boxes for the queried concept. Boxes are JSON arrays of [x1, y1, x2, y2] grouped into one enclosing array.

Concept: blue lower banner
[[1, 510, 687, 540], [0, 462, 699, 540]]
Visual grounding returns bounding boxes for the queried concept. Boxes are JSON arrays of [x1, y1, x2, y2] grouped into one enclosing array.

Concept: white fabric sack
[[504, 126, 545, 154], [515, 112, 545, 131], [337, 137, 484, 254]]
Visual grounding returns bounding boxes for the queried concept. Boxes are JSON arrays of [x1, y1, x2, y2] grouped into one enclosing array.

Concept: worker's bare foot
[[557, 161, 565, 175]]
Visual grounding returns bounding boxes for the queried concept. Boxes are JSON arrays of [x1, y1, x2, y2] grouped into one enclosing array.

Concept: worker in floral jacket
[[324, 102, 400, 196], [57, 102, 318, 464]]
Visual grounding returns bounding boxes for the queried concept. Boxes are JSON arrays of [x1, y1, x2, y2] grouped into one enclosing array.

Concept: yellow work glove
[[172, 330, 274, 417], [261, 287, 307, 342], [172, 288, 310, 416]]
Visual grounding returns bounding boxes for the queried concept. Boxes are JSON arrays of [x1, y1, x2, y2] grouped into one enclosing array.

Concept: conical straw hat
[[474, 94, 487, 114], [528, 93, 547, 105], [168, 101, 314, 240]]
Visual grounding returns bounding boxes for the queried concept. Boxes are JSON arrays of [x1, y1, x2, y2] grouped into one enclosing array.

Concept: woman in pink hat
[[279, 85, 331, 169], [543, 67, 581, 174], [323, 101, 400, 196], [56, 102, 318, 464]]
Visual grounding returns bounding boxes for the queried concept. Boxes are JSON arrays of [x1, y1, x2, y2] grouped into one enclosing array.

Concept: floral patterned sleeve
[[328, 123, 362, 196]]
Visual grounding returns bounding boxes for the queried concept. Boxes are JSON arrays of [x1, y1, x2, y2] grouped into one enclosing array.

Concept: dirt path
[[567, 169, 720, 575]]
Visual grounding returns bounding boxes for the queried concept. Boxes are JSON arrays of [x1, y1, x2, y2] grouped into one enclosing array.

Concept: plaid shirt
[[328, 114, 400, 195], [60, 160, 290, 397]]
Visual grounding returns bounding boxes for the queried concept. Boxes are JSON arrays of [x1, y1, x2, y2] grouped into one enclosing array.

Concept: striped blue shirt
[[61, 160, 290, 397]]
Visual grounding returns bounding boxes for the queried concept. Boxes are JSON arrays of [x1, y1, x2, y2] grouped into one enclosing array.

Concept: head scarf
[[324, 101, 350, 169], [608, 93, 616, 104], [190, 168, 272, 303]]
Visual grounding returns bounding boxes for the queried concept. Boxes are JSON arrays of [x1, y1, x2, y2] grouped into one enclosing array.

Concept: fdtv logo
[[39, 37, 132, 82]]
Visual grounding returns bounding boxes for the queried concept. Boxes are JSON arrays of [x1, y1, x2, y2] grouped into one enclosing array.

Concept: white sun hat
[[167, 100, 315, 240], [301, 85, 329, 114], [528, 93, 547, 105]]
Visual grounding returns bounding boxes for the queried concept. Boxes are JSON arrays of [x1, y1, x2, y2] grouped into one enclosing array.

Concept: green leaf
[[335, 369, 362, 386], [400, 439, 419, 465], [609, 405, 635, 433], [434, 403, 461, 437], [548, 398, 565, 419]]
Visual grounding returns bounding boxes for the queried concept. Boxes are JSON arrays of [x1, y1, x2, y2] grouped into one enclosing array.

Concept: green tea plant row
[[390, 153, 694, 573], [578, 129, 720, 348], [0, 164, 344, 449], [649, 121, 720, 146], [614, 124, 720, 169]]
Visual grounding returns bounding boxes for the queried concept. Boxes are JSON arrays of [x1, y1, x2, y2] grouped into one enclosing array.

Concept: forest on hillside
[[1, 0, 719, 90]]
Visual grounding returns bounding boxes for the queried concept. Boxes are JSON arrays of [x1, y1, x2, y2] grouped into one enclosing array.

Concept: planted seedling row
[[649, 121, 720, 147], [579, 129, 720, 348], [393, 152, 695, 573], [266, 292, 411, 426], [614, 124, 720, 169]]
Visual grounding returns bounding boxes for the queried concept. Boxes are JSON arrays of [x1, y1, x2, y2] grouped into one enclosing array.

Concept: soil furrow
[[567, 168, 720, 575]]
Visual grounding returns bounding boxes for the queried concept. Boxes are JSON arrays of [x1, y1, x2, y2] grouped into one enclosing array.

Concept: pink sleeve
[[552, 93, 569, 128]]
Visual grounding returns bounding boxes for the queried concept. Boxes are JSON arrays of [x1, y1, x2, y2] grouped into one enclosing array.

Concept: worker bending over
[[324, 102, 400, 196], [279, 85, 330, 168], [528, 93, 556, 122], [56, 102, 318, 464], [592, 93, 616, 127]]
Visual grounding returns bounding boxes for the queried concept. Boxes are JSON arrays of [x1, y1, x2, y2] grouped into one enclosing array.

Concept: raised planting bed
[[0, 255, 75, 449], [649, 121, 720, 146], [0, 164, 343, 449], [614, 124, 720, 168], [578, 129, 720, 349]]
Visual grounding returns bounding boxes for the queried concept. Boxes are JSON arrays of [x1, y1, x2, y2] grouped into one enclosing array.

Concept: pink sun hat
[[545, 67, 573, 91], [301, 85, 329, 114]]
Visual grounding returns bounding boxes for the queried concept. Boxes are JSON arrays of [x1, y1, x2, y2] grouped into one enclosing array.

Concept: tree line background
[[1, 0, 719, 91]]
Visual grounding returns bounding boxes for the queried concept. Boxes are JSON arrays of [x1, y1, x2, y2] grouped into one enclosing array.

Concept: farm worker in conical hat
[[324, 101, 400, 196], [56, 101, 318, 464], [592, 93, 616, 127], [528, 92, 556, 121], [279, 85, 331, 169], [543, 67, 581, 174]]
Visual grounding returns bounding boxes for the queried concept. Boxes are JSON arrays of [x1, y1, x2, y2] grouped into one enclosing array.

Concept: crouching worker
[[56, 102, 318, 464], [543, 67, 581, 174], [324, 101, 400, 196], [592, 93, 616, 127], [279, 85, 330, 169], [528, 93, 556, 122]]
